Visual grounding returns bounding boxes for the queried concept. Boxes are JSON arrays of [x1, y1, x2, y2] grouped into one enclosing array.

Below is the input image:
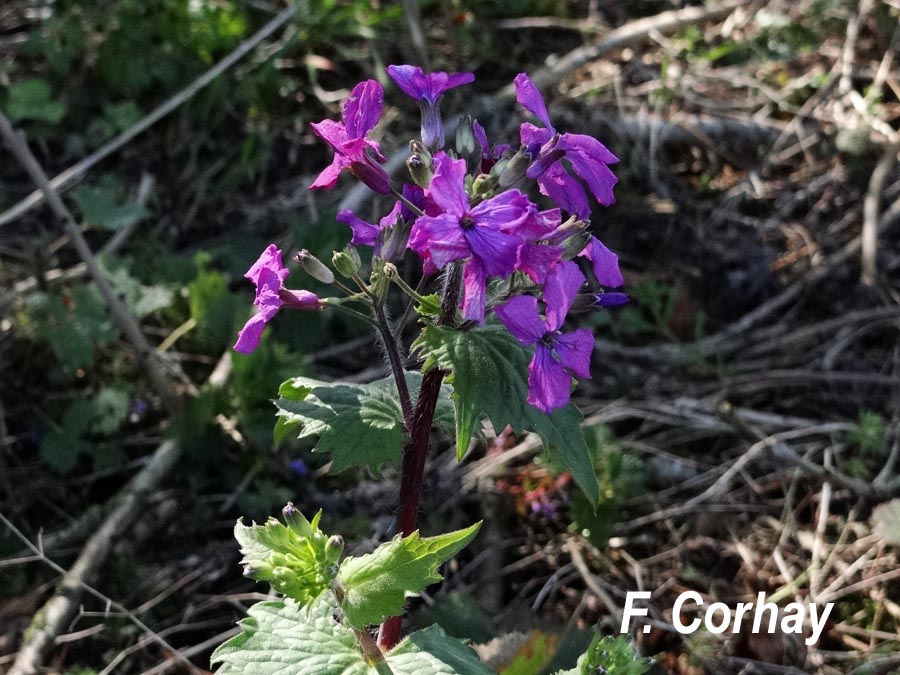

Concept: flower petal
[[464, 223, 521, 277], [536, 162, 591, 219], [426, 153, 469, 217], [254, 267, 284, 320], [309, 155, 347, 190], [234, 312, 269, 354], [461, 258, 487, 322], [578, 236, 624, 288], [310, 119, 349, 150], [543, 260, 584, 332], [560, 133, 619, 207], [519, 122, 553, 149], [386, 64, 425, 99], [336, 209, 379, 246], [514, 73, 554, 131], [495, 295, 546, 345], [527, 345, 573, 413], [408, 213, 470, 270], [554, 328, 593, 379], [516, 242, 563, 285], [471, 189, 532, 233], [245, 244, 288, 286], [342, 80, 384, 139]]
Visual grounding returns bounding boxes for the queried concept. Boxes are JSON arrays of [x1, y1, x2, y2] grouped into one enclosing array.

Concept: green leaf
[[211, 596, 368, 675], [23, 286, 118, 371], [412, 325, 599, 503], [212, 596, 492, 675], [71, 183, 148, 231], [390, 624, 494, 675], [553, 633, 651, 675], [337, 522, 480, 629], [274, 373, 453, 473], [89, 387, 130, 435], [188, 264, 241, 351], [234, 507, 337, 606], [5, 79, 67, 124]]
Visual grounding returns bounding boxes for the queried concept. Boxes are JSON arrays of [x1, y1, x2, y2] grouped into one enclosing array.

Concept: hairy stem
[[375, 303, 413, 429], [377, 264, 461, 650]]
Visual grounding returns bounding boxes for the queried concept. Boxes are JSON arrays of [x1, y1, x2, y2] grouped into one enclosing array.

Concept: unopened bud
[[594, 292, 629, 308], [560, 230, 593, 261], [407, 140, 434, 188], [282, 502, 313, 537], [378, 220, 411, 261], [294, 249, 334, 284], [471, 174, 496, 197], [332, 246, 362, 277], [456, 115, 476, 156], [325, 535, 344, 564], [498, 148, 531, 188]]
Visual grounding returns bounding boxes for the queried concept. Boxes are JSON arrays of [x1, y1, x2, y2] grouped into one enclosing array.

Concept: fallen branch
[[861, 139, 900, 285]]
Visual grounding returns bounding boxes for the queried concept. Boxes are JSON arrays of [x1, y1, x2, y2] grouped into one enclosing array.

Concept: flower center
[[460, 215, 475, 230]]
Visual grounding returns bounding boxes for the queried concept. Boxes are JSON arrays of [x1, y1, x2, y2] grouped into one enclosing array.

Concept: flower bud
[[332, 246, 362, 277], [282, 502, 313, 537], [378, 220, 411, 262], [595, 292, 629, 308], [325, 535, 344, 564], [407, 140, 434, 188], [498, 148, 532, 188], [294, 249, 334, 284], [471, 173, 496, 197], [560, 230, 593, 261], [455, 115, 476, 157]]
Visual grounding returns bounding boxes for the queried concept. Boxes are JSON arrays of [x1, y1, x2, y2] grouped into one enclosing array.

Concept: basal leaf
[[6, 79, 67, 124], [412, 325, 599, 503], [274, 373, 453, 473], [337, 522, 480, 629]]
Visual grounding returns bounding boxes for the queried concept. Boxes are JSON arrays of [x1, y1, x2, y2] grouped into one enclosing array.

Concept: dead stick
[[861, 139, 900, 285]]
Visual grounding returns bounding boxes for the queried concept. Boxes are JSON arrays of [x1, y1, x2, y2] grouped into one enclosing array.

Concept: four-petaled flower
[[387, 65, 474, 150], [515, 72, 619, 219], [408, 152, 533, 322], [495, 261, 594, 413], [234, 245, 320, 354], [309, 80, 392, 194]]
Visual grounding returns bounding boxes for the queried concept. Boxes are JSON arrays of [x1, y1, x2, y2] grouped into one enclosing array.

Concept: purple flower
[[336, 185, 424, 260], [514, 73, 618, 219], [234, 245, 321, 354], [495, 261, 593, 413], [309, 80, 392, 195], [387, 65, 474, 149], [408, 153, 532, 321], [472, 120, 512, 172], [578, 236, 624, 288], [514, 208, 564, 285]]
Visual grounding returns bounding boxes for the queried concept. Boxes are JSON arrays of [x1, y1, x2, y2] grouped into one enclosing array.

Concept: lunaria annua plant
[[212, 65, 650, 675]]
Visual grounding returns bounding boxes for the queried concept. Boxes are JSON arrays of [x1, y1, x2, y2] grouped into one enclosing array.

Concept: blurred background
[[1, 0, 899, 673]]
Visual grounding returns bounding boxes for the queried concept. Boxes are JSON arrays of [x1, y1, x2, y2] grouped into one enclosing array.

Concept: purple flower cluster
[[237, 66, 627, 413]]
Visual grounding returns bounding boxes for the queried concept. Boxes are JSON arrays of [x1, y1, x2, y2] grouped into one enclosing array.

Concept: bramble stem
[[377, 264, 461, 650]]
